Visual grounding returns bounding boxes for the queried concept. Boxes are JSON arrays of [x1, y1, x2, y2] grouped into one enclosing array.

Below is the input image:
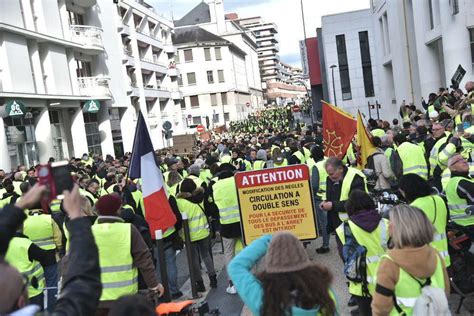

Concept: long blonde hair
[[389, 205, 434, 249]]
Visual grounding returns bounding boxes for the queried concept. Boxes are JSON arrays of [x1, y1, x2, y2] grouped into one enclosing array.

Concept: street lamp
[[329, 64, 337, 107]]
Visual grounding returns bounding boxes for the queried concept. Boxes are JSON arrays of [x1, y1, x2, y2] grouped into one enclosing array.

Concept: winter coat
[[371, 148, 394, 191]]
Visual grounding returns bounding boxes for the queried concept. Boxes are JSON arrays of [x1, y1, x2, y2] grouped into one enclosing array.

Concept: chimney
[[207, 0, 226, 34]]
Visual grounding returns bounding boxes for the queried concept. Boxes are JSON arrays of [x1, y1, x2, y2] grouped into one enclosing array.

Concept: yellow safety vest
[[80, 189, 98, 206], [213, 177, 241, 225], [371, 129, 385, 138], [273, 159, 288, 168], [176, 199, 209, 242], [5, 237, 45, 298], [445, 176, 474, 227], [429, 136, 449, 175], [396, 142, 428, 179], [23, 212, 56, 250], [336, 219, 389, 296], [188, 175, 204, 188], [292, 150, 306, 164], [252, 160, 266, 170], [220, 155, 232, 164], [315, 159, 328, 200], [49, 199, 61, 213], [92, 222, 138, 301], [339, 168, 368, 221], [411, 196, 450, 267]]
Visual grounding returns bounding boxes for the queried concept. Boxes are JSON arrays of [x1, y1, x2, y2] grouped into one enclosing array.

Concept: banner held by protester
[[235, 164, 318, 245]]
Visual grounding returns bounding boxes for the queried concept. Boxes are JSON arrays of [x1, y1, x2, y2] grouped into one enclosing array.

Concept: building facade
[[173, 0, 263, 132], [371, 0, 474, 119], [320, 9, 380, 118], [0, 0, 180, 170]]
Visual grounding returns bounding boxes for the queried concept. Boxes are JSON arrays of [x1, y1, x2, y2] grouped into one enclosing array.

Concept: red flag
[[128, 112, 177, 239], [322, 101, 357, 159]]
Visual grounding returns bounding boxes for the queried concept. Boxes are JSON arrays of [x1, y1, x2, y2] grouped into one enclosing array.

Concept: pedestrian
[[336, 190, 389, 316], [228, 231, 338, 316], [176, 179, 217, 292], [371, 205, 450, 315]]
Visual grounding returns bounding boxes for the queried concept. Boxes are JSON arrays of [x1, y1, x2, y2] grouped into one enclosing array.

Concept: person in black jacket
[[0, 183, 101, 315]]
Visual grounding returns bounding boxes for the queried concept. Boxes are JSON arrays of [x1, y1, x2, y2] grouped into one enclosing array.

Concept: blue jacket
[[228, 235, 338, 316]]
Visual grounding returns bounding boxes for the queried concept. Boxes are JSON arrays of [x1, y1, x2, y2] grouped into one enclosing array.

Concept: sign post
[[235, 164, 318, 245]]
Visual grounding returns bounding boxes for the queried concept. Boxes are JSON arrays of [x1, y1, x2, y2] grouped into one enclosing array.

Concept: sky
[[149, 0, 370, 67]]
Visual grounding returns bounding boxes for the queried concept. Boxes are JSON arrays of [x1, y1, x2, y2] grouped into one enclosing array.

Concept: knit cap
[[256, 149, 267, 161], [96, 194, 122, 216], [265, 232, 311, 273]]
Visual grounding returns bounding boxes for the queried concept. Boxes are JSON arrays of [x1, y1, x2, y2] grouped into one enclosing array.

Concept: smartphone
[[51, 161, 74, 199], [456, 123, 464, 134]]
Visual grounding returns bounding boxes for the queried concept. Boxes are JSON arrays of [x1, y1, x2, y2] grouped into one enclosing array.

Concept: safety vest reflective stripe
[[338, 213, 349, 221], [445, 176, 474, 226], [403, 165, 428, 173], [438, 250, 450, 258], [396, 297, 418, 308], [433, 233, 446, 241], [101, 264, 134, 273], [102, 277, 138, 289], [397, 142, 428, 179], [448, 204, 469, 211], [23, 263, 43, 276], [33, 239, 55, 248]]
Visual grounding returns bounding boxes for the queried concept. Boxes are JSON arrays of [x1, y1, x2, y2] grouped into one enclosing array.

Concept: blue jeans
[[315, 200, 329, 248], [43, 263, 58, 311], [155, 244, 179, 294]]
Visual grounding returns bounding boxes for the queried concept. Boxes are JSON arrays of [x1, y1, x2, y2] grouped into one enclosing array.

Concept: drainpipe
[[402, 0, 415, 105]]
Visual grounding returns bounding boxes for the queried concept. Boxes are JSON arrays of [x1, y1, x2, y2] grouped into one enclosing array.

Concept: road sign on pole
[[196, 124, 205, 133], [235, 164, 318, 245]]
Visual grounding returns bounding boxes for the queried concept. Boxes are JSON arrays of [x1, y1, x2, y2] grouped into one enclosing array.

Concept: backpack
[[365, 152, 382, 190], [393, 275, 451, 316], [342, 222, 371, 297]]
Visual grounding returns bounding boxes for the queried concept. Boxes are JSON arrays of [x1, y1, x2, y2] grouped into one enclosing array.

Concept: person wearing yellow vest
[[12, 172, 24, 196], [230, 149, 247, 171], [163, 158, 183, 192], [445, 154, 474, 240], [93, 194, 163, 311], [308, 144, 330, 254], [176, 179, 217, 293], [392, 133, 428, 180], [252, 149, 267, 170], [0, 179, 20, 209], [220, 148, 232, 164], [228, 232, 338, 316], [320, 157, 368, 238], [372, 205, 450, 315], [399, 174, 450, 267], [287, 139, 306, 165], [210, 163, 242, 294], [187, 164, 207, 190], [23, 207, 63, 311], [336, 191, 389, 316], [271, 147, 288, 168], [81, 153, 94, 167], [81, 179, 100, 207]]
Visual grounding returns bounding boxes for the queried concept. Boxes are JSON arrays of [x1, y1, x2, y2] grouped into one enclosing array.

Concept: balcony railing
[[70, 25, 104, 47], [77, 77, 111, 96], [140, 57, 167, 67]]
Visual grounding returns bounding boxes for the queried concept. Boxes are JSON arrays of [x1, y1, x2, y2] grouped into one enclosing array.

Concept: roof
[[174, 2, 211, 27], [172, 26, 247, 57]]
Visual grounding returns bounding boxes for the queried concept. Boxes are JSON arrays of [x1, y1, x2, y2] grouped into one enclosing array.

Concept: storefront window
[[83, 112, 102, 155], [4, 114, 39, 168], [49, 110, 65, 161]]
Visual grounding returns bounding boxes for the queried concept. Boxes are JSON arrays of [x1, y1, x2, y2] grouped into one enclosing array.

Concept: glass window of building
[[204, 48, 212, 61], [190, 95, 199, 108], [184, 49, 193, 62], [224, 112, 230, 122], [221, 92, 228, 105], [48, 110, 65, 161], [358, 31, 375, 97], [335, 34, 352, 100], [207, 70, 214, 84], [187, 72, 196, 85], [4, 113, 39, 168], [175, 51, 180, 64], [192, 116, 202, 125], [83, 112, 102, 155], [215, 47, 222, 60], [218, 70, 225, 83], [211, 93, 217, 105]]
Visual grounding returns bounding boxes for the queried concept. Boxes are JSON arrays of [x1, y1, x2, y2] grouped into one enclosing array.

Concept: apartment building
[[173, 0, 263, 131], [0, 0, 180, 169]]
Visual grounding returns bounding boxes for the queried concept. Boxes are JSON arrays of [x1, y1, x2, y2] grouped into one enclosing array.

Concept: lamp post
[[330, 64, 337, 106]]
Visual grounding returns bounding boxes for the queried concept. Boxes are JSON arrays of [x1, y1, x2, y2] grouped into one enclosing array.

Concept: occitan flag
[[356, 111, 377, 169]]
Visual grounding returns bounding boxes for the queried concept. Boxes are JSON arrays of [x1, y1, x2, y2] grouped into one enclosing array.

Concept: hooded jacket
[[371, 245, 450, 316]]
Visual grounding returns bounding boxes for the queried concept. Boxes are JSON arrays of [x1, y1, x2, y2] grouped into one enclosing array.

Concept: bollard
[[182, 213, 199, 298], [155, 230, 171, 302]]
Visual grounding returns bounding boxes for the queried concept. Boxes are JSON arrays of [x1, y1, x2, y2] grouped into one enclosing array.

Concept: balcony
[[70, 25, 104, 49], [143, 85, 171, 99], [171, 88, 183, 100], [136, 31, 164, 49], [164, 45, 177, 54], [140, 57, 167, 74], [77, 77, 111, 97], [168, 65, 180, 77], [118, 21, 130, 35]]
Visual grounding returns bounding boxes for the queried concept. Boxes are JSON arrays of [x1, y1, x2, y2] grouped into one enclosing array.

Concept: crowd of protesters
[[0, 81, 473, 315]]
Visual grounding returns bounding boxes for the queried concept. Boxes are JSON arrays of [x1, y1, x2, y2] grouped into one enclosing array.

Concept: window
[[204, 48, 211, 61], [335, 34, 352, 100], [428, 0, 434, 30], [224, 112, 230, 122], [218, 70, 225, 83], [83, 113, 102, 155], [470, 29, 474, 69], [192, 116, 202, 125], [207, 70, 214, 84], [177, 75, 183, 86], [215, 47, 222, 60], [450, 0, 459, 15], [210, 93, 217, 106], [187, 72, 196, 85], [358, 31, 375, 97], [190, 95, 199, 108], [175, 52, 180, 64], [221, 92, 228, 105], [184, 49, 193, 62]]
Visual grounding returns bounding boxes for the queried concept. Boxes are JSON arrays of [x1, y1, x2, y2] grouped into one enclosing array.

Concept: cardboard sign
[[235, 164, 318, 245]]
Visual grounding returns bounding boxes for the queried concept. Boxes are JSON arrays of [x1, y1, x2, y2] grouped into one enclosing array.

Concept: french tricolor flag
[[128, 112, 176, 239]]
